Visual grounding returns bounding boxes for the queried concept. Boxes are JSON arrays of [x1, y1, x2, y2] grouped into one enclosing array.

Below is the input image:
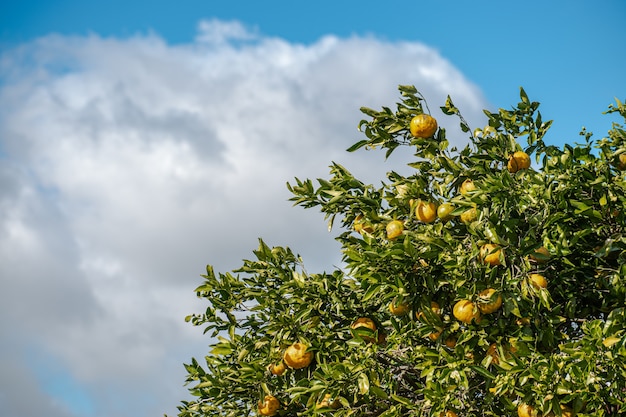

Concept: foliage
[[174, 86, 626, 417]]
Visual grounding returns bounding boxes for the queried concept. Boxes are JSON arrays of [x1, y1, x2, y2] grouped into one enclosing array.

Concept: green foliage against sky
[[176, 87, 626, 417]]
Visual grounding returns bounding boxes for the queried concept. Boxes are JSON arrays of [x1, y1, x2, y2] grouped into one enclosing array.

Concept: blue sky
[[0, 2, 624, 417]]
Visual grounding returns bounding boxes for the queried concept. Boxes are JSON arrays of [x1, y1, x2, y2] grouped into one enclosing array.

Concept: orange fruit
[[416, 301, 441, 321], [258, 395, 280, 416], [459, 179, 476, 195], [388, 298, 410, 316], [507, 151, 531, 173], [439, 410, 458, 417], [268, 362, 286, 376], [460, 207, 478, 224], [529, 273, 548, 289], [410, 114, 438, 138], [437, 202, 455, 221], [480, 244, 502, 266], [478, 288, 503, 314], [316, 393, 341, 410], [617, 154, 626, 170], [386, 220, 404, 240], [428, 329, 442, 341], [415, 201, 438, 223], [529, 246, 550, 263], [517, 403, 537, 417], [444, 337, 457, 349], [453, 300, 481, 324], [486, 343, 500, 365], [353, 214, 374, 235], [351, 317, 378, 343], [283, 342, 313, 369]]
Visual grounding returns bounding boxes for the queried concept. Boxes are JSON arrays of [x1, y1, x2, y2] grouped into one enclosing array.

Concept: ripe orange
[[478, 288, 503, 314], [258, 395, 280, 416], [353, 214, 374, 235], [529, 246, 550, 263], [410, 114, 438, 138], [453, 300, 481, 324], [439, 410, 458, 417], [617, 154, 626, 170], [416, 301, 441, 321], [517, 403, 537, 417], [316, 394, 341, 410], [507, 151, 531, 173], [283, 342, 313, 369], [268, 362, 286, 376], [351, 317, 378, 343], [437, 202, 455, 221], [486, 343, 500, 365], [459, 179, 476, 195], [444, 337, 457, 349], [428, 329, 442, 341], [480, 244, 502, 266], [386, 220, 404, 240], [460, 207, 478, 224], [389, 298, 410, 316], [415, 201, 438, 223], [529, 273, 548, 289]]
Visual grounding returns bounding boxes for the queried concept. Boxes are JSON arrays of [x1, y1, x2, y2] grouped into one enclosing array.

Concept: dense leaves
[[175, 87, 626, 417]]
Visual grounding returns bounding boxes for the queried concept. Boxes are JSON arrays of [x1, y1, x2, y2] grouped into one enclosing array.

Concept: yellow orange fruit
[[386, 220, 404, 240], [480, 244, 502, 266], [529, 246, 550, 263], [444, 337, 457, 349], [416, 201, 438, 223], [258, 395, 280, 416], [478, 288, 503, 314], [486, 343, 500, 365], [283, 342, 313, 369], [353, 214, 374, 235], [507, 151, 531, 173], [437, 202, 455, 221], [617, 154, 626, 170], [439, 411, 458, 417], [351, 317, 378, 343], [268, 362, 286, 376], [453, 300, 481, 324], [416, 301, 442, 321], [459, 179, 476, 195], [460, 207, 478, 224], [529, 273, 548, 289], [517, 403, 537, 417], [410, 114, 438, 138], [317, 394, 341, 410], [388, 298, 410, 316]]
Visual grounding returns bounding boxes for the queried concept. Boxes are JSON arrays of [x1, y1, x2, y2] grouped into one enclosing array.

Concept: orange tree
[[175, 86, 626, 417]]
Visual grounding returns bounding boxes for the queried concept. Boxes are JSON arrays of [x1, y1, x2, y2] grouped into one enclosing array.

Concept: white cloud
[[0, 20, 488, 417]]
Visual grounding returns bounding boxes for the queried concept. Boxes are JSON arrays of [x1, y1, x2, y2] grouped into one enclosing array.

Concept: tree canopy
[[175, 86, 626, 417]]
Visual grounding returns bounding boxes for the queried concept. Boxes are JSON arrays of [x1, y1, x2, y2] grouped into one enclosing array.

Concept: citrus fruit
[[460, 207, 478, 224], [437, 202, 455, 221], [268, 362, 286, 376], [386, 220, 404, 240], [416, 301, 441, 322], [517, 403, 537, 417], [478, 288, 503, 314], [453, 300, 481, 324], [480, 244, 502, 266], [529, 246, 550, 263], [389, 298, 410, 316], [351, 317, 377, 343], [459, 179, 476, 195], [486, 343, 500, 365], [353, 214, 374, 235], [507, 151, 531, 173], [316, 394, 341, 410], [444, 337, 457, 349], [283, 342, 313, 369], [415, 201, 437, 223], [617, 154, 626, 170], [409, 114, 438, 138], [258, 395, 280, 416], [529, 273, 548, 289], [439, 410, 458, 417]]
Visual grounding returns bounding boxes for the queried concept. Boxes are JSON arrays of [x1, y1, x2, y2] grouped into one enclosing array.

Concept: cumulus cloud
[[0, 19, 488, 417]]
